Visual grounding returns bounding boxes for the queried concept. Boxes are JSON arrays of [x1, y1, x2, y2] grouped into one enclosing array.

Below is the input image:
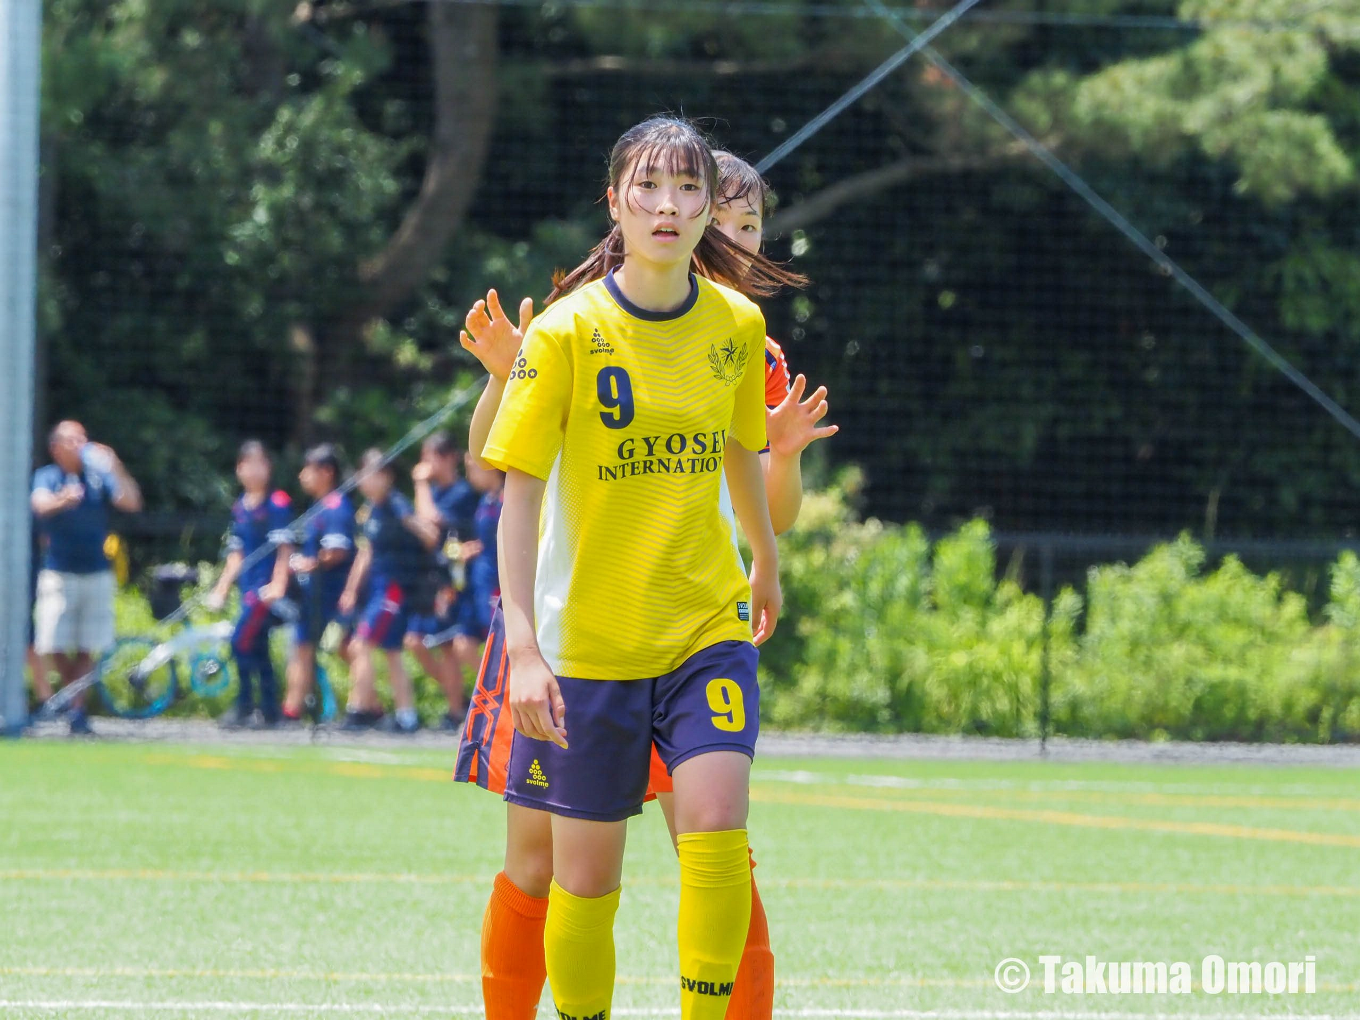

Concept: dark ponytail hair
[[547, 117, 806, 305], [237, 440, 270, 466], [359, 448, 396, 483]]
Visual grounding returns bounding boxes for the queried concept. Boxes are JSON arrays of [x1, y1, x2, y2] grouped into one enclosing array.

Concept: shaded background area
[[34, 0, 1360, 574]]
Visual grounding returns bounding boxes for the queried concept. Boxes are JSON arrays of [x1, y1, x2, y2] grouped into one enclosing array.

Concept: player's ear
[[606, 186, 619, 223]]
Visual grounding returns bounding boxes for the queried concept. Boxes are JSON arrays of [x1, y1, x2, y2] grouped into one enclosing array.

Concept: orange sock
[[481, 871, 550, 1020], [725, 849, 774, 1020]]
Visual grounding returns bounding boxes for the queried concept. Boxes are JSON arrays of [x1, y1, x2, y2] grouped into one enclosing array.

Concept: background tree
[[37, 0, 1360, 564]]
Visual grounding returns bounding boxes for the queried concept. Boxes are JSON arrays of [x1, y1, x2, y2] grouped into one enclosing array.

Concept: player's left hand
[[766, 374, 838, 458], [748, 558, 782, 646], [258, 582, 286, 605], [461, 289, 533, 383], [88, 442, 122, 469]]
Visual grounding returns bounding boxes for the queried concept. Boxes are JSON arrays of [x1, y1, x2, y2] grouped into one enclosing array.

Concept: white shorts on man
[[33, 569, 116, 655]]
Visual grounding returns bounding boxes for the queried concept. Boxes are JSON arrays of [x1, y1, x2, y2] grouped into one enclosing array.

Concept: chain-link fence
[[16, 0, 1360, 735]]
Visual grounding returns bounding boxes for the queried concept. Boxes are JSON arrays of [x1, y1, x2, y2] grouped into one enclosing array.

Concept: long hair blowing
[[548, 117, 806, 304]]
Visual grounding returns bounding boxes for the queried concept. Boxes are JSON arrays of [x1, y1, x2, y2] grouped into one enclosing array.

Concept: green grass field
[[2, 739, 1358, 1019]]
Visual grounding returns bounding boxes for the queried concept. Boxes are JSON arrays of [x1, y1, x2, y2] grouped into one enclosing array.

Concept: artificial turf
[[2, 740, 1357, 1018]]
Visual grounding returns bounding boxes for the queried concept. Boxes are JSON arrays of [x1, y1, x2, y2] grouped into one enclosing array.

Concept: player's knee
[[680, 808, 747, 835], [504, 842, 555, 899], [551, 857, 619, 900]]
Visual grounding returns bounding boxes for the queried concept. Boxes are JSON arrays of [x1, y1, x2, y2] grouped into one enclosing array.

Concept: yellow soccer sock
[[677, 829, 752, 1020], [544, 879, 620, 1020]]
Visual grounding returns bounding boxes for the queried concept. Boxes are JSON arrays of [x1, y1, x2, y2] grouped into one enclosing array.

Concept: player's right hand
[[338, 589, 357, 615], [461, 289, 533, 383], [766, 374, 838, 457], [748, 558, 782, 647], [508, 650, 568, 749], [203, 590, 226, 613], [57, 484, 85, 509]]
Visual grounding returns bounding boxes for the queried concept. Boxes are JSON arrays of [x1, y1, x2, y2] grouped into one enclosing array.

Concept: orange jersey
[[764, 337, 791, 409]]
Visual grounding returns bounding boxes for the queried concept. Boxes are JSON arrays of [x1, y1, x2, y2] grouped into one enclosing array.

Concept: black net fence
[[25, 1, 1360, 737]]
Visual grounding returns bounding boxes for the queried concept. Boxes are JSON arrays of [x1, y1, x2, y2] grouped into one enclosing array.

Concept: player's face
[[422, 448, 457, 485], [299, 463, 320, 497], [50, 422, 87, 472], [711, 194, 763, 256], [358, 470, 391, 503], [609, 159, 710, 268], [236, 452, 270, 493]]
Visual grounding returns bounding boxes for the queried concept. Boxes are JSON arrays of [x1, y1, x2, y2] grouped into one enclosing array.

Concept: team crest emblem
[[708, 338, 748, 386]]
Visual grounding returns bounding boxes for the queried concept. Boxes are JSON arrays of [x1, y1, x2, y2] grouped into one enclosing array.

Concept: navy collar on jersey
[[604, 266, 699, 322]]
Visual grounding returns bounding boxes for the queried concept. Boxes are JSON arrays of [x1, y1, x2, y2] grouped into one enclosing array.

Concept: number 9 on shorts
[[706, 678, 746, 732]]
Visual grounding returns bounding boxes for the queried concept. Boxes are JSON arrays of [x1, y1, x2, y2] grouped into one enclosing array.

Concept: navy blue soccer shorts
[[501, 640, 759, 822], [355, 582, 408, 652]]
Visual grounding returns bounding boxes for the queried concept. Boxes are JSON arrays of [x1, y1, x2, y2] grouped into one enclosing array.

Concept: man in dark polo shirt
[[31, 420, 143, 734]]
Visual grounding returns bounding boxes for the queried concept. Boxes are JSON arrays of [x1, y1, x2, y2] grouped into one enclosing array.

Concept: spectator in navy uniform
[[206, 442, 294, 728], [406, 432, 482, 728], [31, 420, 143, 734], [282, 444, 356, 723], [448, 457, 503, 688], [339, 450, 440, 733]]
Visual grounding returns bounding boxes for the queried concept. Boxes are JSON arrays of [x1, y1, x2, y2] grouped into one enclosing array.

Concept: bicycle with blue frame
[[95, 564, 338, 722]]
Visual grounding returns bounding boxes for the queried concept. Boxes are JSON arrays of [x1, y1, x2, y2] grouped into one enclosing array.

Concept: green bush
[[1055, 540, 1303, 741], [761, 472, 1044, 736], [765, 475, 1360, 742]]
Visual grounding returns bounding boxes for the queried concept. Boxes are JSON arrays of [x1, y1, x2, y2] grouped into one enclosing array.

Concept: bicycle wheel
[[96, 636, 179, 719], [188, 650, 234, 698]]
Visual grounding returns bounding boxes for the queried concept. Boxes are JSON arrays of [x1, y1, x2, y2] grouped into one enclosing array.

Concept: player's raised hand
[[509, 650, 568, 749], [460, 289, 534, 383], [748, 558, 782, 646], [766, 374, 838, 458]]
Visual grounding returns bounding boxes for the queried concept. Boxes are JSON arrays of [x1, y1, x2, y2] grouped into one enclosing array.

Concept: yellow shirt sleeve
[[482, 319, 573, 480], [728, 313, 768, 453]]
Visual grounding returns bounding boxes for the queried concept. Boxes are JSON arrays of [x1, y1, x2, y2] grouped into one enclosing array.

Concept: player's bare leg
[[482, 804, 556, 1020], [405, 635, 463, 717], [505, 802, 555, 898], [284, 642, 315, 717], [51, 652, 91, 711], [657, 790, 680, 849], [385, 649, 415, 715], [28, 647, 53, 702], [345, 640, 382, 714]]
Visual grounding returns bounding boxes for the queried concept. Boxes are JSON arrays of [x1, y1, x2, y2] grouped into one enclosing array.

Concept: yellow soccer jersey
[[482, 268, 768, 680]]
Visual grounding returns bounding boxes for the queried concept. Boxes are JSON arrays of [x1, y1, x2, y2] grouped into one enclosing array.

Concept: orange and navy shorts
[[454, 600, 676, 800]]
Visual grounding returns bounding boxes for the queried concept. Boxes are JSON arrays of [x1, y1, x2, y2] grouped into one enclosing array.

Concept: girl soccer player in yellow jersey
[[479, 117, 802, 1020], [456, 149, 835, 1020]]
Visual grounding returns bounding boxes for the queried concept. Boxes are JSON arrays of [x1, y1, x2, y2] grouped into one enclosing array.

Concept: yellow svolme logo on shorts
[[528, 760, 549, 788]]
